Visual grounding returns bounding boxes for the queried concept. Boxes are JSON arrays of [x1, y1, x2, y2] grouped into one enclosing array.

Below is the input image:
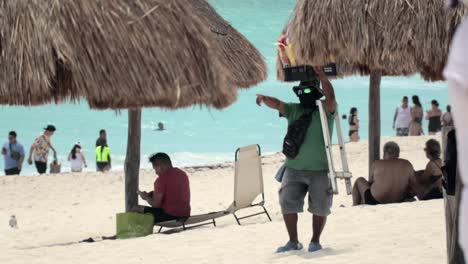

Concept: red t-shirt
[[154, 167, 191, 217]]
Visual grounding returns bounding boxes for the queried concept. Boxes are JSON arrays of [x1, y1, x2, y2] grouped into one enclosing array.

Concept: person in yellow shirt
[[96, 140, 111, 172]]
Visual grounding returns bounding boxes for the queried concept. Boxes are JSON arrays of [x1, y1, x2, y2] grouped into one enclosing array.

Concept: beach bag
[[282, 112, 313, 159], [9, 144, 21, 161], [116, 212, 154, 239], [50, 160, 61, 174]]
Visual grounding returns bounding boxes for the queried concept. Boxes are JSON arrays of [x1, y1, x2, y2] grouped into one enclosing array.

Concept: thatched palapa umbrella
[[1, 0, 266, 211], [189, 0, 267, 88], [278, 0, 467, 171]]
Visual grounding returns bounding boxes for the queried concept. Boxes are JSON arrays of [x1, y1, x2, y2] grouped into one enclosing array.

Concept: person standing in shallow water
[[256, 68, 336, 253], [393, 96, 412, 136], [426, 100, 442, 135], [96, 140, 111, 172], [348, 107, 359, 142], [96, 129, 107, 169], [442, 105, 454, 132], [410, 95, 424, 136], [68, 144, 87, 172], [28, 125, 57, 174]]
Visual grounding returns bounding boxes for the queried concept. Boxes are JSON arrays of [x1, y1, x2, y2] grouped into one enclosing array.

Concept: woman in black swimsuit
[[348, 107, 359, 142], [426, 100, 442, 135], [410, 139, 443, 200], [410, 95, 424, 136]]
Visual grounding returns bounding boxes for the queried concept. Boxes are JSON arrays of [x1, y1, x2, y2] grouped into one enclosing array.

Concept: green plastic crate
[[116, 212, 154, 239]]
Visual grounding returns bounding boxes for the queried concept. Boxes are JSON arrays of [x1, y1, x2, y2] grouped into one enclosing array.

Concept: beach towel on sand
[[116, 213, 154, 239]]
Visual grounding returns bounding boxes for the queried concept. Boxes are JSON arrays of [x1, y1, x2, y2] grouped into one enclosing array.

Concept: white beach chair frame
[[229, 144, 272, 225]]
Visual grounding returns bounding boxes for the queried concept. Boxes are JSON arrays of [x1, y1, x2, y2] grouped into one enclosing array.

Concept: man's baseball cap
[[44, 125, 56, 132]]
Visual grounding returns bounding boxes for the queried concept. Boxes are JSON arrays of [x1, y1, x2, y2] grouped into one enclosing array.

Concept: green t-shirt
[[282, 103, 335, 171]]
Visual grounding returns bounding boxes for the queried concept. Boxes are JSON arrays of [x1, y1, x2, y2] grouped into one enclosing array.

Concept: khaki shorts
[[279, 168, 333, 216]]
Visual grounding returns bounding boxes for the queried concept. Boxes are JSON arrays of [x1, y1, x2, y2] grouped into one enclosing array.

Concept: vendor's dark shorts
[[364, 189, 380, 205], [279, 168, 333, 216], [143, 207, 180, 223]]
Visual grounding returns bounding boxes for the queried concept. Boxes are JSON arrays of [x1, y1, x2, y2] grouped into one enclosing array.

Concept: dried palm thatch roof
[[0, 0, 257, 110], [189, 0, 267, 88], [278, 0, 467, 81]]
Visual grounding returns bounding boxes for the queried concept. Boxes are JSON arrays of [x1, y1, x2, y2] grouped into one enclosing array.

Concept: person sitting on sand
[[131, 153, 191, 223], [410, 139, 443, 201], [353, 142, 414, 205]]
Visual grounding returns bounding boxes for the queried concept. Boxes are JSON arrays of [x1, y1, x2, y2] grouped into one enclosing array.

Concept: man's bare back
[[370, 159, 414, 204]]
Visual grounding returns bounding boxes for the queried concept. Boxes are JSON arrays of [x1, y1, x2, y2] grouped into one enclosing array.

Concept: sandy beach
[[0, 135, 447, 264]]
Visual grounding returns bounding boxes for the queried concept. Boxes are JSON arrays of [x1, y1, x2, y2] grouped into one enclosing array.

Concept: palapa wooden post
[[368, 71, 382, 175], [125, 109, 142, 212]]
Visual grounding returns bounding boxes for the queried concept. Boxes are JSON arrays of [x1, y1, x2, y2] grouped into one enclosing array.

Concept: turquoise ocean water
[[0, 0, 449, 175]]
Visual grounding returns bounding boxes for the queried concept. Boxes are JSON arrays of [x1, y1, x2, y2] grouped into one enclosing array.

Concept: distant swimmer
[[157, 122, 165, 131]]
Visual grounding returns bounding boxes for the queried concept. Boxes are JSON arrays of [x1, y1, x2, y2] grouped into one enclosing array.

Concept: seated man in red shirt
[[132, 153, 191, 223]]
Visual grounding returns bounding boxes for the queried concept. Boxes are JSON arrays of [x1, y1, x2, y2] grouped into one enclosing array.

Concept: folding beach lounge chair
[[227, 144, 272, 225], [156, 211, 230, 233]]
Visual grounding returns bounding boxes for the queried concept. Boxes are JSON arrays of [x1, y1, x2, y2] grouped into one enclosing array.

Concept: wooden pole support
[[369, 71, 382, 175], [125, 109, 142, 212]]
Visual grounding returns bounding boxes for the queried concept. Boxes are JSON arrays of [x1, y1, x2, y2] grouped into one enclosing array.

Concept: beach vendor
[[256, 68, 336, 253], [131, 153, 191, 223]]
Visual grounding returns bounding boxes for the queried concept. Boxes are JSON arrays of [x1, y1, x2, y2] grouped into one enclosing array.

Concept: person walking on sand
[[2, 131, 25, 175], [410, 95, 424, 136], [426, 100, 442, 135], [348, 107, 360, 142], [68, 144, 87, 172], [27, 125, 57, 174], [393, 96, 412, 136], [96, 140, 111, 172], [256, 68, 336, 253]]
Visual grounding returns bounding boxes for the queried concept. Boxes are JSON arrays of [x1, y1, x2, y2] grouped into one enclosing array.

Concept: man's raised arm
[[256, 94, 286, 115], [315, 68, 337, 113]]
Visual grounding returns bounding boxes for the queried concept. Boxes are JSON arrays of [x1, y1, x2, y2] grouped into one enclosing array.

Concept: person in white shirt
[[68, 144, 87, 172], [393, 96, 412, 136], [444, 12, 468, 260]]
